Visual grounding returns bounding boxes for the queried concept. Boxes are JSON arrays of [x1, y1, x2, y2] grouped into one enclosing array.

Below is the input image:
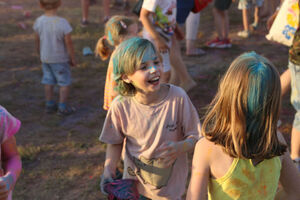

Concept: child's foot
[[103, 16, 110, 23], [45, 104, 57, 114], [57, 103, 76, 116], [237, 30, 250, 38], [80, 20, 89, 28], [45, 100, 57, 114], [186, 48, 206, 57], [250, 22, 258, 31], [206, 38, 231, 48]]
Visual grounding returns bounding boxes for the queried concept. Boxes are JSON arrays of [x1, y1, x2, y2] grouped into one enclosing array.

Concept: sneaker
[[45, 104, 57, 114], [250, 22, 258, 31], [222, 38, 232, 48], [237, 30, 250, 38], [206, 37, 222, 48], [207, 38, 232, 48], [57, 105, 76, 116], [80, 20, 89, 28]]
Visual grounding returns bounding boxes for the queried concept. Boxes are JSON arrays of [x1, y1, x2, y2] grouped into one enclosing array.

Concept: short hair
[[202, 52, 286, 159], [112, 37, 156, 96], [40, 0, 60, 10]]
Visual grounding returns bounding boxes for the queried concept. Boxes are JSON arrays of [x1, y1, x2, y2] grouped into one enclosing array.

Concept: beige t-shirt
[[99, 84, 201, 200]]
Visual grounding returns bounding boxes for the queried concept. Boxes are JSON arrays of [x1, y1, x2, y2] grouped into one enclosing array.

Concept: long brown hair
[[202, 52, 286, 159]]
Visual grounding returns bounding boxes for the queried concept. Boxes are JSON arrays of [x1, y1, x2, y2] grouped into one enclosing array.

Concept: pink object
[[11, 5, 23, 10], [18, 22, 27, 29]]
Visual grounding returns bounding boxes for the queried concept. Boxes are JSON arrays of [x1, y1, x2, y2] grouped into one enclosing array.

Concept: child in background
[[95, 15, 138, 111], [140, 0, 196, 91], [99, 37, 201, 199], [237, 0, 264, 38], [0, 106, 22, 200], [33, 0, 76, 115], [187, 52, 300, 200]]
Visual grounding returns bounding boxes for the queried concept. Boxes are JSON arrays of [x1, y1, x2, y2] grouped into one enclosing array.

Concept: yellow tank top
[[208, 157, 281, 200]]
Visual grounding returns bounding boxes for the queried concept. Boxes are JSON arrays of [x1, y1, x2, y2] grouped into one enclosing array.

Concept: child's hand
[[0, 173, 14, 200], [155, 36, 169, 53], [100, 172, 114, 195], [70, 57, 77, 67], [174, 26, 184, 41], [155, 141, 182, 167]]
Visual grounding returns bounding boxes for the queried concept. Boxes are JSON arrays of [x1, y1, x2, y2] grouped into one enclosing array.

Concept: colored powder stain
[[257, 185, 267, 196], [205, 147, 212, 160], [230, 178, 248, 188], [225, 189, 241, 198], [242, 168, 255, 182], [142, 46, 156, 63], [182, 141, 188, 151]]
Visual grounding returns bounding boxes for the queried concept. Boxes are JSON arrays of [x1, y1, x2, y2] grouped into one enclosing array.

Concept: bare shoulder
[[195, 137, 218, 158]]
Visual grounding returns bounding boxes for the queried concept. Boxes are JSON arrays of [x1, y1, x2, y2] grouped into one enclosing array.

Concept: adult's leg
[[213, 7, 224, 39], [242, 8, 249, 31], [170, 36, 196, 91], [223, 10, 229, 39], [81, 0, 90, 22], [103, 0, 111, 22], [186, 12, 203, 55]]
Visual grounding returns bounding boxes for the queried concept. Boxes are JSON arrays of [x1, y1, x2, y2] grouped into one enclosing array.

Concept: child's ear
[[122, 74, 131, 84]]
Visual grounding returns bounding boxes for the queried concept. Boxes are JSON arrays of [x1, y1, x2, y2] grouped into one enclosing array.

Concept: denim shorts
[[215, 0, 232, 11], [176, 0, 194, 24], [238, 0, 264, 10], [288, 61, 300, 131], [41, 62, 72, 86]]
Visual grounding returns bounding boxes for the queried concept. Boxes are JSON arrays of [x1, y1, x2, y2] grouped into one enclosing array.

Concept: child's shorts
[[176, 0, 194, 24], [288, 61, 300, 131], [214, 0, 232, 11], [238, 0, 264, 10], [41, 62, 72, 86]]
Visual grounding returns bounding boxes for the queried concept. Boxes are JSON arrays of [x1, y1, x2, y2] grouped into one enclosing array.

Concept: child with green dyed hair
[[187, 52, 300, 200], [99, 37, 201, 199]]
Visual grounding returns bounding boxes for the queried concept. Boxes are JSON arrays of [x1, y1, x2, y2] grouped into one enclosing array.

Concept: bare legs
[[169, 36, 196, 91]]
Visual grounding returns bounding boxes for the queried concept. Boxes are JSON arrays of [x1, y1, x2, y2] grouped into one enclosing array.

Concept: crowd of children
[[2, 0, 300, 199]]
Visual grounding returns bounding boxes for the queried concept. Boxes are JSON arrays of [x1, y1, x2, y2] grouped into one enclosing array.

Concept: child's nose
[[149, 66, 158, 73]]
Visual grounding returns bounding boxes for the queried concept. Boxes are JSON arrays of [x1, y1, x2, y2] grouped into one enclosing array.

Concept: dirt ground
[[0, 0, 295, 199]]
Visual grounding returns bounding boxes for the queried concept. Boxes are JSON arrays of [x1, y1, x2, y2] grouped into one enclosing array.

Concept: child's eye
[[140, 65, 147, 70], [154, 60, 161, 65]]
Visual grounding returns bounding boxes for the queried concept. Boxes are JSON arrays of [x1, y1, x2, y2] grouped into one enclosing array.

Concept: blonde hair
[[202, 52, 286, 159], [40, 0, 60, 10], [112, 37, 156, 96], [95, 15, 136, 61]]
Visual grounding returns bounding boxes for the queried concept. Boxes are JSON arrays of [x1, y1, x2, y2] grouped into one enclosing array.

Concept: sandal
[[57, 105, 76, 116]]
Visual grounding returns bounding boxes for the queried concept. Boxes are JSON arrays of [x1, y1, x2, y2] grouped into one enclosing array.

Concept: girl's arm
[[64, 33, 76, 67], [186, 138, 210, 200], [0, 136, 22, 199], [100, 143, 123, 194], [140, 8, 169, 53]]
